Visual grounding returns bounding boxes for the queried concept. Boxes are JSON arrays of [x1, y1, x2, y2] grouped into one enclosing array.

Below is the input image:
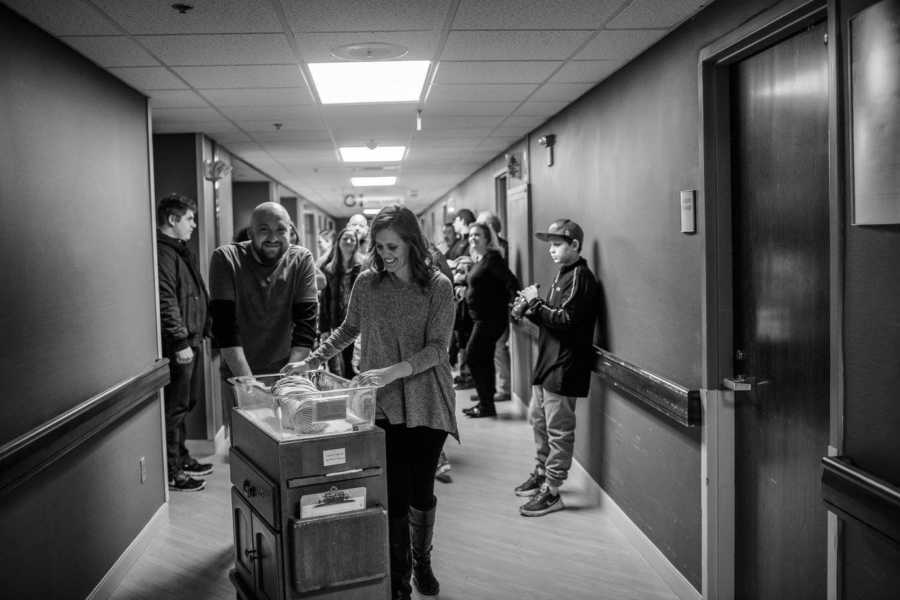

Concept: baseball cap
[[535, 218, 584, 245]]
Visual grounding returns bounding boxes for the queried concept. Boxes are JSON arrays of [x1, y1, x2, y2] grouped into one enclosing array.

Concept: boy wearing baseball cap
[[511, 218, 600, 516]]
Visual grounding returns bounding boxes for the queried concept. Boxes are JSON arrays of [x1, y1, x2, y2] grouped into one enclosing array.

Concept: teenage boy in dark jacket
[[157, 194, 212, 492], [511, 219, 599, 516]]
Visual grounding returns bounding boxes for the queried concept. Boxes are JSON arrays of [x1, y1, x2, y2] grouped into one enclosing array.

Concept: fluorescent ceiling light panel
[[351, 176, 397, 187], [310, 61, 430, 104], [339, 146, 406, 162]]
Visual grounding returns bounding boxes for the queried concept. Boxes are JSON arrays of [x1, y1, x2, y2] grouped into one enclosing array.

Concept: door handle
[[723, 375, 756, 391]]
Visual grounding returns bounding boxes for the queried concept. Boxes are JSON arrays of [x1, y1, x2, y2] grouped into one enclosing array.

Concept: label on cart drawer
[[322, 447, 346, 467], [299, 486, 366, 519]]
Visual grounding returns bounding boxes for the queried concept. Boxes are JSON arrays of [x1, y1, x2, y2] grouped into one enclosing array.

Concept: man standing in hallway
[[512, 219, 599, 516], [446, 208, 474, 264], [157, 194, 212, 492], [209, 202, 318, 425]]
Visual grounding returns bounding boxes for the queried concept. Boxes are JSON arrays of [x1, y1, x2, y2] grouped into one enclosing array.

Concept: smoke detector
[[330, 42, 409, 61]]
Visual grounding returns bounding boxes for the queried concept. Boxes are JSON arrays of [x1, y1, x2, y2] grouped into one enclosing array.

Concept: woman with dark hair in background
[[283, 205, 456, 600], [462, 222, 512, 418], [318, 227, 363, 377]]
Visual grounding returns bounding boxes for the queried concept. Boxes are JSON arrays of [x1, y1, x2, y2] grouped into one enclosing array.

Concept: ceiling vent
[[330, 42, 408, 61]]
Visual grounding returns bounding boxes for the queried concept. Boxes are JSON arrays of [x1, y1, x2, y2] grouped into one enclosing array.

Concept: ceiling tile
[[433, 61, 562, 84], [425, 115, 506, 130], [549, 60, 624, 83], [60, 36, 159, 67], [500, 114, 547, 129], [237, 122, 329, 135], [452, 0, 623, 30], [442, 30, 593, 60], [201, 88, 315, 106], [108, 66, 188, 90], [148, 90, 209, 108], [3, 0, 119, 35], [174, 65, 305, 88], [607, 0, 708, 29], [530, 82, 594, 102], [574, 29, 668, 61], [137, 34, 295, 65], [424, 101, 520, 116], [249, 130, 334, 142], [295, 31, 436, 62], [218, 105, 322, 121], [91, 0, 282, 34], [513, 101, 571, 117], [151, 106, 224, 122], [209, 132, 254, 144], [428, 83, 537, 102], [283, 0, 449, 32]]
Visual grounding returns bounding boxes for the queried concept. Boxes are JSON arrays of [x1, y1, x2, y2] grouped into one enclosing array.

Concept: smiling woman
[[282, 205, 456, 599]]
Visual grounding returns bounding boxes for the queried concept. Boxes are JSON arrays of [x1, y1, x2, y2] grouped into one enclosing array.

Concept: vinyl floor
[[109, 387, 678, 600]]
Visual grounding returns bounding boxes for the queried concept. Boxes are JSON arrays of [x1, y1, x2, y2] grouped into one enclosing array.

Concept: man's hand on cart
[[280, 356, 321, 375]]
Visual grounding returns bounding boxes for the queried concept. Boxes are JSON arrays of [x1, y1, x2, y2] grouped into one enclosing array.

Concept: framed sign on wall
[[849, 0, 900, 224]]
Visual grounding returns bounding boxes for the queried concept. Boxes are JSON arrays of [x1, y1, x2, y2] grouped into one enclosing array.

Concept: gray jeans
[[494, 325, 510, 394], [529, 385, 578, 488]]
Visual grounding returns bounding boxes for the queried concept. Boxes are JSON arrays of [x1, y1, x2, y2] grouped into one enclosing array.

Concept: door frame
[[697, 0, 845, 597]]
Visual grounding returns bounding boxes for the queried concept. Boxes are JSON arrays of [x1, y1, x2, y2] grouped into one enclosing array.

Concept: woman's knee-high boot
[[409, 498, 439, 596], [389, 514, 412, 600]]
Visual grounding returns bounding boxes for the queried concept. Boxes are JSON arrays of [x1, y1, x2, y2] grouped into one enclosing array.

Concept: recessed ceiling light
[[339, 146, 406, 162], [309, 61, 430, 104], [351, 176, 397, 187]]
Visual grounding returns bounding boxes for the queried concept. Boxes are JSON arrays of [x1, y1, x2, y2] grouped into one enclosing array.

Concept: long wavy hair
[[323, 227, 362, 278], [369, 205, 434, 290]]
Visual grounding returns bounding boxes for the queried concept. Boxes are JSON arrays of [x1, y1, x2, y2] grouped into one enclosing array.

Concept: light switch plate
[[680, 190, 696, 234]]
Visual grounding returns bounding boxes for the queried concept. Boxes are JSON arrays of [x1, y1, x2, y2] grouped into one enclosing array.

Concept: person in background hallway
[[156, 194, 212, 492], [316, 228, 334, 267], [461, 222, 512, 418], [440, 221, 459, 256], [446, 208, 474, 264], [512, 219, 599, 517], [477, 211, 514, 403], [233, 225, 251, 243], [283, 206, 456, 600], [318, 227, 364, 378], [209, 202, 318, 429], [347, 212, 371, 250]]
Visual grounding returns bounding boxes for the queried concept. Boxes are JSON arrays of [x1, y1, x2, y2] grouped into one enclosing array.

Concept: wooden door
[[730, 21, 829, 599]]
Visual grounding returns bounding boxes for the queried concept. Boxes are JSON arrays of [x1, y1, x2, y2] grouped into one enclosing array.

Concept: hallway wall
[[0, 6, 164, 598], [421, 0, 791, 589]]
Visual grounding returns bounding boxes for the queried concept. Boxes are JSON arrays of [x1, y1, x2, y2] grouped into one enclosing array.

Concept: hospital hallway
[[109, 386, 679, 600]]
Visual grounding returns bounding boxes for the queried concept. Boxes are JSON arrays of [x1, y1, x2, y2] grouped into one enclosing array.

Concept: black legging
[[466, 319, 506, 410], [377, 421, 448, 517]]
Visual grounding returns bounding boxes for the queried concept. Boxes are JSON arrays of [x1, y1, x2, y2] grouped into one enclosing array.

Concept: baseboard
[[86, 502, 169, 600], [569, 459, 702, 600], [186, 425, 228, 458]]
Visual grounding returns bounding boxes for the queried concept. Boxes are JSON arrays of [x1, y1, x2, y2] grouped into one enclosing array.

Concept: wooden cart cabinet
[[229, 409, 390, 600]]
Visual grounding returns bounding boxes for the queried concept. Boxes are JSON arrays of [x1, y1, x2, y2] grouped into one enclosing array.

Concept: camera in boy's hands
[[510, 284, 539, 320]]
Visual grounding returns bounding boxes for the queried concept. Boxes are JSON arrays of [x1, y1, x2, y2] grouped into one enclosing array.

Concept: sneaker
[[435, 455, 452, 483], [519, 485, 564, 517], [514, 471, 545, 497], [183, 460, 214, 477], [493, 391, 511, 402], [453, 376, 475, 390], [169, 472, 205, 492]]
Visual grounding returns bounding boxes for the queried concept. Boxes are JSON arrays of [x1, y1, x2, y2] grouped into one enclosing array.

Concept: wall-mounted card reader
[[680, 190, 696, 234]]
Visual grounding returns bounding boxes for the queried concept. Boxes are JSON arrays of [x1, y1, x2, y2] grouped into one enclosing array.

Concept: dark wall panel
[[0, 6, 158, 445], [0, 8, 164, 597], [0, 401, 165, 599], [841, 0, 900, 490], [233, 181, 272, 233]]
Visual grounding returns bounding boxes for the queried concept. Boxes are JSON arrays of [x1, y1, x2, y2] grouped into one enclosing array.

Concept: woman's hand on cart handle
[[280, 356, 321, 375]]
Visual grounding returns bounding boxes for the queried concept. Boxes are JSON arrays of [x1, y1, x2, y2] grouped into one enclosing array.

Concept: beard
[[253, 240, 285, 266]]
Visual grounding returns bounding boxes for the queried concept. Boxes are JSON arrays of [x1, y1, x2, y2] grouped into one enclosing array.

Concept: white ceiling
[[4, 0, 711, 216]]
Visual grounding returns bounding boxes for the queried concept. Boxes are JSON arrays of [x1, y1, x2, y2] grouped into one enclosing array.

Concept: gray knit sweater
[[310, 269, 459, 439]]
